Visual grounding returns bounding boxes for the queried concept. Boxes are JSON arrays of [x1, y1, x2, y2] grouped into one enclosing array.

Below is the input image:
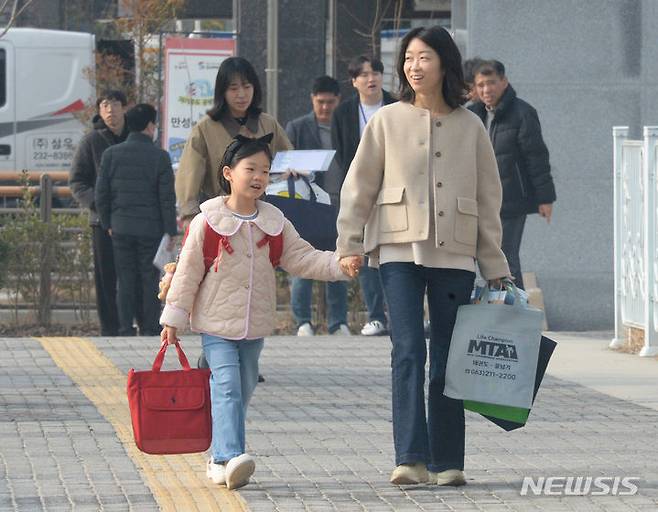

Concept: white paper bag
[[152, 234, 177, 272]]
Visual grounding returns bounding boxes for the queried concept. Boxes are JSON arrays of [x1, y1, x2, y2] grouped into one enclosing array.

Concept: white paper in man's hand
[[270, 150, 336, 174], [153, 234, 177, 272]]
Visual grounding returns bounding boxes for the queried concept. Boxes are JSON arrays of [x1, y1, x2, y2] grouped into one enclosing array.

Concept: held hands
[[160, 325, 179, 346], [339, 255, 364, 278]]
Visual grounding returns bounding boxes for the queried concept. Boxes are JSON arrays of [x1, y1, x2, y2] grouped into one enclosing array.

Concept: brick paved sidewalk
[[0, 337, 158, 512], [1, 334, 657, 511]]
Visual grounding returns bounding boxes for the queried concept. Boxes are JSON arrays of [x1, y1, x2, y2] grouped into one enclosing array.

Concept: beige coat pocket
[[454, 197, 478, 246], [376, 187, 408, 233]]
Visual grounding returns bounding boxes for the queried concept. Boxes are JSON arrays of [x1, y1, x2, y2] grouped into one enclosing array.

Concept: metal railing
[[611, 126, 658, 357], [0, 173, 86, 325]]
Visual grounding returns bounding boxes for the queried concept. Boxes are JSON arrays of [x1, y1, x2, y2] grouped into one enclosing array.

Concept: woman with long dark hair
[[176, 57, 292, 222], [336, 26, 511, 486]]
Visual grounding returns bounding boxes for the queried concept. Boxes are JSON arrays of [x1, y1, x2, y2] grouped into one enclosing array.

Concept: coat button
[[246, 253, 252, 258], [436, 121, 442, 127], [436, 182, 443, 188], [438, 210, 444, 216], [439, 240, 445, 247], [435, 151, 442, 157], [245, 284, 250, 289]]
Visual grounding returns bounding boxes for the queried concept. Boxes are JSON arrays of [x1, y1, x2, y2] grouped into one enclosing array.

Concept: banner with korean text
[[163, 36, 235, 166]]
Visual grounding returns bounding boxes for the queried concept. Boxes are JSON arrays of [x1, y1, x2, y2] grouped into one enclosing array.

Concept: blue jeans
[[290, 277, 348, 332], [379, 263, 475, 472], [359, 259, 387, 325], [202, 334, 264, 462]]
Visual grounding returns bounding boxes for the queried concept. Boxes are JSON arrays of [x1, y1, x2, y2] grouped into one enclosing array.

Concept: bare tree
[[0, 0, 35, 38], [115, 0, 185, 103], [342, 0, 394, 59]]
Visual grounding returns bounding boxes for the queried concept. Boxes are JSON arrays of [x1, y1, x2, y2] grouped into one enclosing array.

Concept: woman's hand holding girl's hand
[[160, 325, 179, 345], [339, 255, 364, 278]]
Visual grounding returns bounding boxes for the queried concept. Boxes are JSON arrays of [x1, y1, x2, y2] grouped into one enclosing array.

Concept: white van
[[0, 28, 94, 172]]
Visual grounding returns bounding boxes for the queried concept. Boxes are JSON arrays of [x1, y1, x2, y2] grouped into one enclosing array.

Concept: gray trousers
[[501, 215, 527, 290]]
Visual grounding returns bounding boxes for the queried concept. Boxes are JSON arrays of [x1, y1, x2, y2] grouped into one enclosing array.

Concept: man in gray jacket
[[285, 76, 350, 336], [69, 90, 128, 336], [95, 104, 177, 336]]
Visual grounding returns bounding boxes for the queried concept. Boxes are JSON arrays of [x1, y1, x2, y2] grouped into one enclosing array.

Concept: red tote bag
[[127, 342, 212, 455]]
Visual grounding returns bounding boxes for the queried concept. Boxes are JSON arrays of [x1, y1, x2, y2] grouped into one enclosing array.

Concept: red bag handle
[[152, 341, 192, 372]]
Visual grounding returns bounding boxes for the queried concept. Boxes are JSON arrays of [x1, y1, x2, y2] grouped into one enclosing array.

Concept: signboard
[[26, 132, 80, 170], [163, 36, 235, 165]]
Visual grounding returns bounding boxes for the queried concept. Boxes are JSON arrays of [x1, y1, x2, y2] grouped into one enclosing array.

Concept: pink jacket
[[160, 196, 346, 339]]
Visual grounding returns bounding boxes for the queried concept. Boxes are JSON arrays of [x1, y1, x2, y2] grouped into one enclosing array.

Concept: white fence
[[611, 126, 658, 357]]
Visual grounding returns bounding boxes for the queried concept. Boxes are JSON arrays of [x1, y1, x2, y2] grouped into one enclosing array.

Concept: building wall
[[238, 0, 327, 127], [464, 0, 658, 329]]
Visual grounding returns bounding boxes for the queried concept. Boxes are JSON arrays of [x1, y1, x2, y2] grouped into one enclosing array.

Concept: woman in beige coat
[[336, 26, 511, 486], [175, 57, 292, 222]]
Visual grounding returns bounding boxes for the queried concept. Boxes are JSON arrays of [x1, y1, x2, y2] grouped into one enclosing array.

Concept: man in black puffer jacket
[[469, 60, 556, 289], [95, 104, 177, 336], [69, 90, 129, 336]]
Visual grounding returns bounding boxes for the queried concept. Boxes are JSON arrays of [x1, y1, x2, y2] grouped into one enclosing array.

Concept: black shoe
[[258, 374, 265, 383]]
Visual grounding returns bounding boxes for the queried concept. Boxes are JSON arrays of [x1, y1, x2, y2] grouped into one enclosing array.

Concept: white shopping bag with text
[[444, 286, 543, 409]]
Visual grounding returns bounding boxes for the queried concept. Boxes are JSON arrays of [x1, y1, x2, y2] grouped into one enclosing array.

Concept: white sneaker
[[297, 322, 315, 336], [206, 458, 226, 485], [361, 320, 386, 336], [225, 453, 255, 490], [331, 324, 351, 336]]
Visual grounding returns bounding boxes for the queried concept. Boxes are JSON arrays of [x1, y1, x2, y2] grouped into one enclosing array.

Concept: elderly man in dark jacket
[[469, 60, 556, 290], [95, 104, 177, 336], [69, 90, 128, 336]]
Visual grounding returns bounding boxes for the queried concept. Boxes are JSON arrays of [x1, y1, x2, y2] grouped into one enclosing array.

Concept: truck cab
[[0, 28, 94, 173]]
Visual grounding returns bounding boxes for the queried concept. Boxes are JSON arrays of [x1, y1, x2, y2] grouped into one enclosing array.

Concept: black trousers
[[111, 234, 161, 336], [92, 225, 120, 336], [501, 215, 527, 290]]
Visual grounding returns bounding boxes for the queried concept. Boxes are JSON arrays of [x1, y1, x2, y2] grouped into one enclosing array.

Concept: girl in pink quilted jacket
[[160, 134, 349, 490]]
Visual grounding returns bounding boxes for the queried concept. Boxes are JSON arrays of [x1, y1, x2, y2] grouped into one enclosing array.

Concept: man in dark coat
[[331, 56, 396, 336], [469, 60, 556, 290], [69, 90, 128, 336], [95, 104, 177, 336]]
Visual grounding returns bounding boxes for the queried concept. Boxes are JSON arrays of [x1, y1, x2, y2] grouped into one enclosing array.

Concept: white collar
[[200, 196, 285, 237]]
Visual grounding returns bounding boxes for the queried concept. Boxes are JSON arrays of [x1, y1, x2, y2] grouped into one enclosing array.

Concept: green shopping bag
[[464, 400, 530, 423]]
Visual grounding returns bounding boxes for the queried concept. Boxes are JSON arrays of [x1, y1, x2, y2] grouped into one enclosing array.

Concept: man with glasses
[[331, 56, 396, 336], [70, 90, 129, 336]]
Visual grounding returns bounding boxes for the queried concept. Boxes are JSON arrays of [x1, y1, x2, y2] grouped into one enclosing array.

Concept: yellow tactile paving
[[37, 337, 249, 512]]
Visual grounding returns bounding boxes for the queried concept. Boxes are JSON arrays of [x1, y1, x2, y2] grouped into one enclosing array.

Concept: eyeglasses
[[99, 100, 123, 109]]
